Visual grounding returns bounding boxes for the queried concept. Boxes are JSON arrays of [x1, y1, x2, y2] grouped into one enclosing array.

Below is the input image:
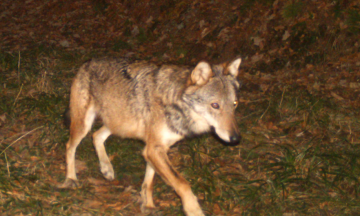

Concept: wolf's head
[[184, 58, 242, 146]]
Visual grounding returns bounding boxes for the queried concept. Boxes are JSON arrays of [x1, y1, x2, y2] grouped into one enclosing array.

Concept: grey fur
[[60, 57, 242, 216]]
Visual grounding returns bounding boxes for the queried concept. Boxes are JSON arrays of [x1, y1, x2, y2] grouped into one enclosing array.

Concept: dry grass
[[0, 46, 359, 216]]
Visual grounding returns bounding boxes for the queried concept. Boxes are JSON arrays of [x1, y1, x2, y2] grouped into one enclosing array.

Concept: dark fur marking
[[156, 169, 170, 183], [154, 146, 180, 179], [171, 104, 184, 118], [83, 59, 92, 71], [151, 145, 172, 183], [165, 104, 185, 136], [143, 89, 151, 112], [121, 68, 132, 80], [90, 65, 110, 84], [166, 160, 179, 178], [184, 95, 203, 110], [164, 103, 197, 137], [63, 107, 71, 128], [152, 68, 160, 78]]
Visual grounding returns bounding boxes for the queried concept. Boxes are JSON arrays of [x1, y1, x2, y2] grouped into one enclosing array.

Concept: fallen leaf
[[282, 30, 290, 40], [201, 27, 210, 38], [131, 26, 139, 36], [59, 40, 70, 47], [30, 156, 39, 161], [252, 36, 264, 46], [0, 113, 6, 123], [331, 92, 345, 101], [83, 199, 103, 208], [251, 54, 264, 63], [349, 82, 360, 89], [87, 177, 106, 186], [213, 203, 223, 215]]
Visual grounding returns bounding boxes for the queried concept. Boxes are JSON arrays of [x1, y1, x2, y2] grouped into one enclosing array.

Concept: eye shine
[[234, 100, 238, 107]]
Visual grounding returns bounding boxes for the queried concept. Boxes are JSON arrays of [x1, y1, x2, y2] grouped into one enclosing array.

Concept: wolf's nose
[[228, 134, 241, 146]]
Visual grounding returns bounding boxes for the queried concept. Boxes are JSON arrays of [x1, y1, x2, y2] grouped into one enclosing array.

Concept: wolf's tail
[[63, 107, 71, 129]]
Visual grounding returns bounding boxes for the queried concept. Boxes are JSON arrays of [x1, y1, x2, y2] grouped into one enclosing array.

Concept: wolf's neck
[[164, 102, 210, 137]]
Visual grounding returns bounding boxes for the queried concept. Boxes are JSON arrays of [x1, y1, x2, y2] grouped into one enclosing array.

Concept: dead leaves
[[1, 0, 360, 215], [0, 113, 6, 127], [331, 92, 345, 101]]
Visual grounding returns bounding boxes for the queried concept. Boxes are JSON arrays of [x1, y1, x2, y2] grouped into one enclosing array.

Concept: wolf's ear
[[225, 58, 241, 77], [190, 61, 213, 86]]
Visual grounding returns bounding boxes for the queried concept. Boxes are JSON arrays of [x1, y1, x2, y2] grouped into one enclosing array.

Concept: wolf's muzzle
[[211, 127, 241, 146]]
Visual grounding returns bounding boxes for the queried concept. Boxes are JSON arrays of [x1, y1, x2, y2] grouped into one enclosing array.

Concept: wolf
[[60, 57, 242, 216]]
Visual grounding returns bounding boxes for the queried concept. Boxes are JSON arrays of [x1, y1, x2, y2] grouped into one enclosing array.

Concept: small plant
[[282, 1, 304, 19], [112, 39, 132, 51], [346, 9, 360, 34]]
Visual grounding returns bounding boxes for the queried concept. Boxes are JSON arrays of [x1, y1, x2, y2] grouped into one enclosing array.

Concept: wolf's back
[[67, 58, 160, 128]]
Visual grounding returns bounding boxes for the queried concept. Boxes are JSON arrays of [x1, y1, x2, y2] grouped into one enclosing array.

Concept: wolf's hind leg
[[93, 126, 114, 180], [140, 162, 156, 212], [59, 104, 96, 188]]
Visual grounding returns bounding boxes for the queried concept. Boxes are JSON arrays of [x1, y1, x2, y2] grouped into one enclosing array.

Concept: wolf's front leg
[[143, 143, 205, 216]]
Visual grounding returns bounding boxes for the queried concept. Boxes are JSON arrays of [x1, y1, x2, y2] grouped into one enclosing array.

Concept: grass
[[1, 47, 360, 216], [282, 1, 304, 19]]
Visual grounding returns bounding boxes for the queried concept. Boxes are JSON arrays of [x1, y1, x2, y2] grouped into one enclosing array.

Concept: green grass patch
[[282, 1, 304, 19], [346, 9, 360, 34]]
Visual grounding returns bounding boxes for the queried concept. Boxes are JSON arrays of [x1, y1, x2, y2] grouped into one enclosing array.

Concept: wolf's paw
[[57, 178, 79, 189], [140, 204, 158, 215], [186, 210, 205, 216], [140, 188, 155, 213], [140, 202, 156, 212], [184, 200, 205, 216], [100, 162, 114, 181], [102, 170, 114, 181]]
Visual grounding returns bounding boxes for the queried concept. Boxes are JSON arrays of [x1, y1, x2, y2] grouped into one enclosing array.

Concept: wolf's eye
[[234, 101, 238, 107], [211, 103, 220, 109]]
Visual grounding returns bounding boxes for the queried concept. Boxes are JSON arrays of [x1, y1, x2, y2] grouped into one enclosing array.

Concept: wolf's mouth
[[210, 126, 241, 146]]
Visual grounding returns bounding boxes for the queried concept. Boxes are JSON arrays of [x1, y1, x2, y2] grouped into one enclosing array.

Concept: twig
[[279, 86, 286, 108], [0, 126, 44, 156], [240, 110, 262, 121], [258, 100, 271, 121], [309, 100, 319, 110], [5, 152, 10, 177], [348, 121, 352, 135], [18, 51, 21, 84], [13, 83, 23, 107]]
